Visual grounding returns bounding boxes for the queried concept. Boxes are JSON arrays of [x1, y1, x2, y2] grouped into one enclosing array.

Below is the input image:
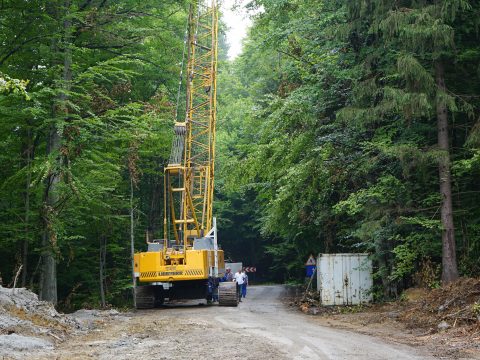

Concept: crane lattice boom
[[164, 0, 218, 247]]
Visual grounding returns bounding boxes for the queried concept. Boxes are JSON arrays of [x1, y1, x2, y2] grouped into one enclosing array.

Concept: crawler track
[[135, 286, 155, 309], [218, 282, 238, 306]]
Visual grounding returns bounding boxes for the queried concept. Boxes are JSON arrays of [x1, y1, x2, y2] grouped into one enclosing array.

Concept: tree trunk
[[40, 126, 60, 304], [130, 177, 137, 309], [435, 60, 459, 284], [22, 128, 33, 287], [40, 230, 57, 303], [148, 180, 159, 235], [40, 0, 72, 304], [99, 235, 106, 308]]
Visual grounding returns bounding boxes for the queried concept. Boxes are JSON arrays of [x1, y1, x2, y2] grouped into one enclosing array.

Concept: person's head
[[226, 268, 231, 273]]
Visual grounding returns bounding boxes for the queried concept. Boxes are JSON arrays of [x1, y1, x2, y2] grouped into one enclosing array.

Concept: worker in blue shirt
[[241, 269, 248, 299]]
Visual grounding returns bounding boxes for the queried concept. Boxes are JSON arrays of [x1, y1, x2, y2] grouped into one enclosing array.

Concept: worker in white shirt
[[233, 269, 245, 302]]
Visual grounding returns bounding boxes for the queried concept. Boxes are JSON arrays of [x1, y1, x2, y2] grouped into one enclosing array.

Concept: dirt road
[[23, 285, 465, 359]]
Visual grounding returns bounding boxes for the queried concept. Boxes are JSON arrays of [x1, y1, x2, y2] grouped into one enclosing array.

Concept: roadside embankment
[[0, 285, 122, 359], [291, 278, 480, 359]]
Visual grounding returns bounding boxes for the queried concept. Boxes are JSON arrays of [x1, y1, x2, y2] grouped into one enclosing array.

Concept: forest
[[0, 0, 479, 309]]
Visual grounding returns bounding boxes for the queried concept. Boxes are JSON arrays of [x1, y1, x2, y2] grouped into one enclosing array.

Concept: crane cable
[[174, 11, 189, 122], [167, 8, 190, 243]]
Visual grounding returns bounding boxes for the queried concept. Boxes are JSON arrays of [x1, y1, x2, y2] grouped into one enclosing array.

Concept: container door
[[333, 255, 344, 305], [351, 255, 360, 305], [318, 255, 333, 305], [358, 255, 373, 303], [341, 255, 348, 305]]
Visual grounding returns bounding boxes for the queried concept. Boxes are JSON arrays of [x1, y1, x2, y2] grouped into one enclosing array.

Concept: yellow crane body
[[134, 249, 224, 283]]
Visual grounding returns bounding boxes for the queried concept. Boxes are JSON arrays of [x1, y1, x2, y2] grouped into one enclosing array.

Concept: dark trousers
[[236, 283, 242, 301]]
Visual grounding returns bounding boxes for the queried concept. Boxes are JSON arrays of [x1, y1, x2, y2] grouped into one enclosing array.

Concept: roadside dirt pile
[[295, 290, 322, 315], [290, 288, 336, 316], [0, 285, 124, 358], [400, 277, 480, 332], [0, 285, 73, 353], [292, 278, 480, 358], [293, 278, 480, 333]]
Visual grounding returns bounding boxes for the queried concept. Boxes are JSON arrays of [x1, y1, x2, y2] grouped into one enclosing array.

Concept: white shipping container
[[317, 253, 372, 306]]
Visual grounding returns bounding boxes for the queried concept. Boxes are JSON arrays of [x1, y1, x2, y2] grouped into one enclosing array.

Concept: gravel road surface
[[213, 285, 434, 360], [18, 285, 447, 359]]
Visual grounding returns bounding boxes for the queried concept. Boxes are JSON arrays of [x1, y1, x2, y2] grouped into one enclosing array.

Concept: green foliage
[[0, 0, 479, 306], [216, 0, 480, 294], [0, 0, 187, 308], [473, 301, 480, 317], [0, 73, 29, 99]]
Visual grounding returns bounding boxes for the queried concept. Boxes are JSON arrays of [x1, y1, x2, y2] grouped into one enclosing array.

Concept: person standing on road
[[234, 269, 245, 302], [222, 267, 233, 282], [241, 268, 248, 299]]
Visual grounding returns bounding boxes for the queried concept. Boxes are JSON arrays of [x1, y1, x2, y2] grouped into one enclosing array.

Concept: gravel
[[0, 334, 53, 351], [0, 286, 77, 358]]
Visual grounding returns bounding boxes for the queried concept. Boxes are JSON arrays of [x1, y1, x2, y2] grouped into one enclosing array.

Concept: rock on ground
[[0, 286, 77, 359], [0, 334, 53, 351]]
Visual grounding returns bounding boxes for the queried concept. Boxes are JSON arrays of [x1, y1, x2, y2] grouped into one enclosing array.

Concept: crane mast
[[164, 0, 218, 249]]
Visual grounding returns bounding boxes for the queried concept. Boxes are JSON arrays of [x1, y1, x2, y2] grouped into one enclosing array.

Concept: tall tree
[[40, 0, 74, 304], [435, 60, 458, 282], [370, 0, 475, 282]]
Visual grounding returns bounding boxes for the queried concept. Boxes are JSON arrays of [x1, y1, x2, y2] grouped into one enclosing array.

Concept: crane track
[[218, 282, 238, 306], [135, 286, 155, 309], [135, 285, 164, 309]]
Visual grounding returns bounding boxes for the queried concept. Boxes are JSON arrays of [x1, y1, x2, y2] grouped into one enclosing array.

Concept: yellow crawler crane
[[133, 0, 237, 308]]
